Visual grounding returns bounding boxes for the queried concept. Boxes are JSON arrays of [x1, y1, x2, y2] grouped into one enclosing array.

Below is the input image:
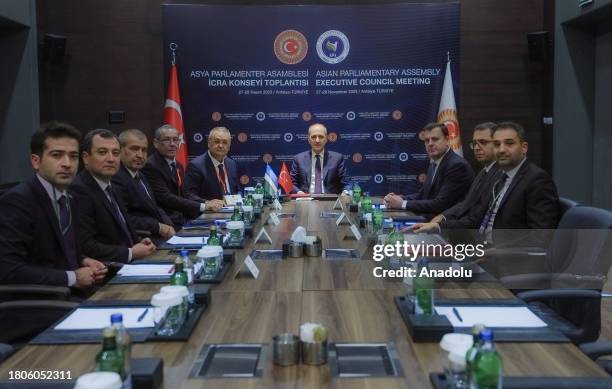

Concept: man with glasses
[[384, 122, 474, 219], [142, 124, 209, 227], [412, 122, 560, 239], [429, 122, 501, 223], [184, 127, 238, 205]]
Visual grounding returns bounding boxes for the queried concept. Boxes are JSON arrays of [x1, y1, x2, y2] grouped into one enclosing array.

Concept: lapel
[[155, 152, 177, 188], [83, 171, 125, 230], [32, 178, 68, 256], [321, 150, 329, 182], [497, 160, 529, 211]]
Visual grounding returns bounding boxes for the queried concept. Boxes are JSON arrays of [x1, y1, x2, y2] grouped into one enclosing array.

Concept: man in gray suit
[[290, 123, 350, 195]]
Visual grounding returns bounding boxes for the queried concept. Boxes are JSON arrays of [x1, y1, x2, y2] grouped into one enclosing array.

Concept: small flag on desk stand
[[437, 52, 463, 156], [278, 162, 292, 195], [163, 44, 189, 168], [264, 164, 278, 199]]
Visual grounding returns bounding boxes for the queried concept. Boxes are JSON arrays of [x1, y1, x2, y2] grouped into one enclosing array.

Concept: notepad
[[166, 236, 207, 245], [54, 307, 155, 330], [117, 264, 174, 277], [434, 306, 548, 328]]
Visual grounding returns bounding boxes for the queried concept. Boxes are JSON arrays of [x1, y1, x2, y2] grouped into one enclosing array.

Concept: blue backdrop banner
[[162, 3, 460, 195]]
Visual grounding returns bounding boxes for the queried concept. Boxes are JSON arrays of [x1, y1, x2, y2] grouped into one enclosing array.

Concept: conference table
[[0, 198, 608, 388]]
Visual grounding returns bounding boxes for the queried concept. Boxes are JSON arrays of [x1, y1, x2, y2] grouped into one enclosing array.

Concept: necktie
[[57, 195, 79, 270], [479, 173, 509, 233], [218, 163, 228, 194], [105, 186, 134, 246], [314, 155, 322, 194], [135, 172, 153, 201], [171, 162, 183, 188], [423, 162, 437, 197]]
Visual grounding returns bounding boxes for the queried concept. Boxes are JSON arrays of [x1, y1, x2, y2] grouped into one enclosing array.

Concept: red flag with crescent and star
[[278, 162, 292, 194], [163, 63, 188, 168]]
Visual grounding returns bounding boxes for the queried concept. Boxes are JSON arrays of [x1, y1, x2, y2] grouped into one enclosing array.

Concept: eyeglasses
[[157, 138, 181, 145], [469, 139, 493, 149]]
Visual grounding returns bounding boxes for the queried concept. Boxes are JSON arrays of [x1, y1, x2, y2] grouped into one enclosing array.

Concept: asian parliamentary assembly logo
[[274, 30, 308, 65], [316, 30, 349, 64]]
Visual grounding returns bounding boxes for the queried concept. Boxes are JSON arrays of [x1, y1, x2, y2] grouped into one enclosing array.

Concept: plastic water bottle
[[110, 314, 132, 387], [384, 222, 404, 266], [180, 250, 195, 304], [414, 258, 434, 314], [470, 328, 502, 389]]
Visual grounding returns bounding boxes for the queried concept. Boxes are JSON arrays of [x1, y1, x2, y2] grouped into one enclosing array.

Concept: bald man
[[290, 123, 350, 194]]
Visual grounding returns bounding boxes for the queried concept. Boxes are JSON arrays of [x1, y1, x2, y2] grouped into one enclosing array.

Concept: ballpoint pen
[[452, 307, 463, 322], [137, 308, 149, 322]]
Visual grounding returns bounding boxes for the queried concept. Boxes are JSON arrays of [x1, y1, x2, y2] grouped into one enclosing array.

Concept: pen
[[452, 307, 463, 322], [137, 308, 149, 322]]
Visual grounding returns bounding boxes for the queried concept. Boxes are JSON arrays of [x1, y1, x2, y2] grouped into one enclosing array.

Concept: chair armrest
[[580, 341, 612, 361], [0, 343, 14, 362], [517, 288, 601, 302], [0, 285, 71, 301]]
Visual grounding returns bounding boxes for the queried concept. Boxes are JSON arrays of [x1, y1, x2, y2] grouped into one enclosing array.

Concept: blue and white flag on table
[[264, 164, 278, 197]]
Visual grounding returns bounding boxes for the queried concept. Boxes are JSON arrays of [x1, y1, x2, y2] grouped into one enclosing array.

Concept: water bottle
[[373, 204, 384, 234], [352, 182, 362, 205], [384, 222, 404, 266], [181, 250, 195, 304], [110, 314, 132, 387], [170, 254, 188, 286], [465, 323, 486, 385], [95, 326, 123, 376], [470, 328, 503, 389], [414, 258, 434, 314], [231, 203, 243, 221]]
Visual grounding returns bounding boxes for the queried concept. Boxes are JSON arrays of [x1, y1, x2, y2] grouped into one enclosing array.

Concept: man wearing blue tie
[[384, 122, 474, 219], [290, 123, 350, 195], [184, 126, 237, 208]]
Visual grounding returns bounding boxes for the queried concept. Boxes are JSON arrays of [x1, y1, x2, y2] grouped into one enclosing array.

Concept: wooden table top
[[0, 199, 607, 388]]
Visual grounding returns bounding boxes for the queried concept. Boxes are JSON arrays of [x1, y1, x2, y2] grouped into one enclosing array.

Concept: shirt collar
[[164, 157, 176, 167], [311, 150, 325, 159], [36, 174, 67, 201], [91, 174, 111, 192], [125, 167, 139, 179], [431, 147, 450, 165], [208, 150, 225, 166], [504, 157, 527, 180]]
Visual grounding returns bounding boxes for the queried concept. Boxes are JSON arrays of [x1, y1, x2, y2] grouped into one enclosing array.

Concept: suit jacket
[[141, 151, 201, 227], [445, 159, 560, 230], [405, 149, 474, 217], [290, 150, 349, 194], [184, 152, 239, 201], [112, 164, 173, 244], [0, 177, 80, 285], [442, 162, 501, 220], [70, 170, 137, 263]]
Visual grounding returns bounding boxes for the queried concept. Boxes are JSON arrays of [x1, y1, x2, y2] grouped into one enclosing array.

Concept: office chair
[[514, 206, 612, 344], [559, 197, 580, 216]]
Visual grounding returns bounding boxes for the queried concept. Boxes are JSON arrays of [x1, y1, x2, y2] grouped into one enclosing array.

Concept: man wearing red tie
[[184, 126, 238, 206], [142, 124, 209, 227], [290, 123, 350, 195]]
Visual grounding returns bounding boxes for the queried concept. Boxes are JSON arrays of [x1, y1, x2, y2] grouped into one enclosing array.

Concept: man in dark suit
[[184, 126, 237, 206], [142, 125, 207, 227], [384, 123, 474, 218], [112, 129, 175, 245], [0, 121, 107, 287], [413, 121, 560, 237], [290, 123, 350, 195], [70, 129, 156, 263], [430, 122, 500, 223]]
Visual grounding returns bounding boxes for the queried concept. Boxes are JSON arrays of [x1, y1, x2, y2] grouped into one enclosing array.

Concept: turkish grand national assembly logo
[[274, 30, 308, 65]]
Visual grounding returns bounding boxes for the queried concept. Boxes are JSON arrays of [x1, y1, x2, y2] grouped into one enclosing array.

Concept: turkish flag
[[278, 162, 292, 194], [163, 64, 188, 168]]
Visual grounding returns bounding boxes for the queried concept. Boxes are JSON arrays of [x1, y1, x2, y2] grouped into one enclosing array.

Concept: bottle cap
[[110, 313, 123, 324], [180, 250, 189, 257], [480, 328, 494, 342]]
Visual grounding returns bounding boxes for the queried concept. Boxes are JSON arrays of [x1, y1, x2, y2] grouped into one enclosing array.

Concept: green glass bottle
[[361, 192, 373, 214], [230, 203, 243, 221], [465, 323, 486, 384], [255, 182, 264, 195], [413, 258, 434, 314], [95, 326, 123, 376], [352, 182, 362, 205], [245, 194, 255, 207], [372, 204, 384, 234], [384, 222, 404, 267], [170, 255, 188, 286], [470, 328, 503, 389], [207, 225, 222, 246]]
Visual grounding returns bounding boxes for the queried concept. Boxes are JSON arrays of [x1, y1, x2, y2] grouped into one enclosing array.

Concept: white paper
[[434, 306, 547, 328], [223, 195, 242, 206], [220, 206, 235, 212], [54, 307, 155, 330], [333, 197, 344, 210], [254, 227, 272, 244], [269, 212, 281, 226], [350, 224, 362, 240], [117, 264, 174, 277], [166, 236, 206, 245], [296, 197, 314, 201], [273, 199, 282, 210], [244, 255, 260, 279]]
